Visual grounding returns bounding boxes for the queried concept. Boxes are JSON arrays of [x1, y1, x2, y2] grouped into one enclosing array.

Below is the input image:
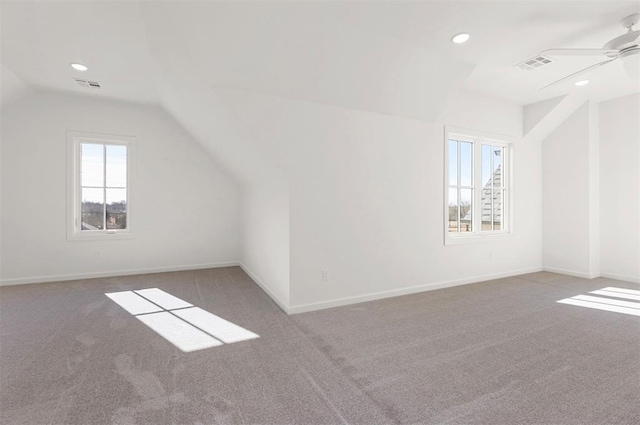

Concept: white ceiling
[[1, 1, 158, 104], [2, 1, 639, 114], [141, 1, 474, 121]]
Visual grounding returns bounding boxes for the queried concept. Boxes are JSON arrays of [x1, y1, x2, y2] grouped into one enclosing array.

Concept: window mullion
[[103, 144, 107, 231], [503, 147, 507, 230], [77, 142, 82, 232], [489, 145, 496, 232], [457, 142, 461, 233], [474, 140, 480, 233]]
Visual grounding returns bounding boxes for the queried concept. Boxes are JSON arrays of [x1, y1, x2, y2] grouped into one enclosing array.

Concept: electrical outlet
[[321, 269, 329, 281]]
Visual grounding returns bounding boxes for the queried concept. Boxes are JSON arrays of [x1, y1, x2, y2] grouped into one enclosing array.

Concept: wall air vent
[[515, 55, 554, 71], [74, 78, 101, 89]]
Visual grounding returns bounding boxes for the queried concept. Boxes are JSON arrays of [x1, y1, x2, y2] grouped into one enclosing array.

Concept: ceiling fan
[[538, 13, 640, 89]]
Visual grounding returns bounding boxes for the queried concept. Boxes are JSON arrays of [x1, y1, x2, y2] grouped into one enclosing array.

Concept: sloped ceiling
[[1, 1, 158, 104], [3, 1, 639, 112], [140, 1, 474, 122], [1, 65, 31, 108]]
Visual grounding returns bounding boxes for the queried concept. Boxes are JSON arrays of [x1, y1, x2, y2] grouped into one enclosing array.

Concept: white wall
[[599, 93, 640, 283], [540, 94, 640, 282], [541, 102, 594, 277], [0, 67, 32, 275], [523, 95, 564, 136], [151, 79, 291, 308], [241, 181, 290, 307], [216, 89, 543, 312], [142, 4, 293, 307], [0, 91, 241, 284], [1, 64, 31, 109]]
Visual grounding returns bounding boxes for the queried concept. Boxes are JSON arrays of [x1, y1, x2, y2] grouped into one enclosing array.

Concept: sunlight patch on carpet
[[558, 287, 640, 317], [106, 288, 259, 352]]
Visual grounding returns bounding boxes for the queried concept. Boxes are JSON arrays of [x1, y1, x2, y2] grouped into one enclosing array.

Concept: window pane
[[481, 189, 492, 230], [481, 144, 491, 187], [493, 147, 503, 187], [460, 141, 472, 187], [81, 144, 104, 187], [460, 188, 472, 232], [81, 188, 104, 231], [448, 140, 458, 186], [493, 189, 503, 230], [106, 145, 127, 188], [106, 188, 127, 230], [448, 188, 458, 233]]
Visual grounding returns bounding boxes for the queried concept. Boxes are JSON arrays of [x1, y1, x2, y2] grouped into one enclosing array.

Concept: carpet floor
[[1, 268, 638, 424]]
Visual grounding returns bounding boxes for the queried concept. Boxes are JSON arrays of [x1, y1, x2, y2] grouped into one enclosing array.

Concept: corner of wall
[[523, 94, 588, 145], [587, 101, 600, 278], [523, 95, 566, 136]]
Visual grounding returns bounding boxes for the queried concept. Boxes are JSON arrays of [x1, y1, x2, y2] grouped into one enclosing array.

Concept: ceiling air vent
[[74, 78, 101, 89], [515, 55, 554, 71]]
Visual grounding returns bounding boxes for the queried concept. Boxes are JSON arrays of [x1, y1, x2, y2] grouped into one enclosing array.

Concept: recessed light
[[574, 80, 589, 86], [71, 63, 88, 71], [451, 33, 470, 44]]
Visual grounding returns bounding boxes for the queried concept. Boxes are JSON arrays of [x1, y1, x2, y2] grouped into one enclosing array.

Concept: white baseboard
[[287, 267, 544, 315], [542, 267, 598, 279], [12, 262, 616, 315], [599, 272, 640, 285], [0, 261, 240, 287], [238, 262, 290, 314]]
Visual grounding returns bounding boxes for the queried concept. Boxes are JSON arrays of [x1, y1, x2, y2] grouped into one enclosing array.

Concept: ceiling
[[2, 1, 639, 114], [1, 1, 158, 104]]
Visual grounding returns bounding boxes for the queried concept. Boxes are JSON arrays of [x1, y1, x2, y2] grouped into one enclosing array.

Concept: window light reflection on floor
[[557, 286, 640, 317], [106, 288, 259, 352]]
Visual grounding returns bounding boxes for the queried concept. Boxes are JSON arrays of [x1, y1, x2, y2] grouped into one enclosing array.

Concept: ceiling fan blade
[[541, 48, 619, 57], [540, 57, 617, 90], [604, 30, 640, 50]]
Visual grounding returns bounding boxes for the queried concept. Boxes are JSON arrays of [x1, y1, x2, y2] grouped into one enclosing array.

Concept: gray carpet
[[1, 268, 639, 424]]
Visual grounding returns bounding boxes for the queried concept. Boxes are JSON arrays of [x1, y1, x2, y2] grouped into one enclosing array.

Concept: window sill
[[68, 231, 134, 242], [445, 232, 512, 245]]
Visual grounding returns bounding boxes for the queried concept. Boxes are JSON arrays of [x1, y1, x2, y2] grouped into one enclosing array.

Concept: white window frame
[[444, 126, 513, 245], [67, 131, 135, 241]]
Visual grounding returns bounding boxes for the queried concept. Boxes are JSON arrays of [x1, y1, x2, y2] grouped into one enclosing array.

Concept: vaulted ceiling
[[2, 0, 639, 114]]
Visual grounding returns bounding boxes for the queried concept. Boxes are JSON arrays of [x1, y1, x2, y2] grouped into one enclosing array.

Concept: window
[[67, 131, 134, 240], [445, 127, 511, 244]]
